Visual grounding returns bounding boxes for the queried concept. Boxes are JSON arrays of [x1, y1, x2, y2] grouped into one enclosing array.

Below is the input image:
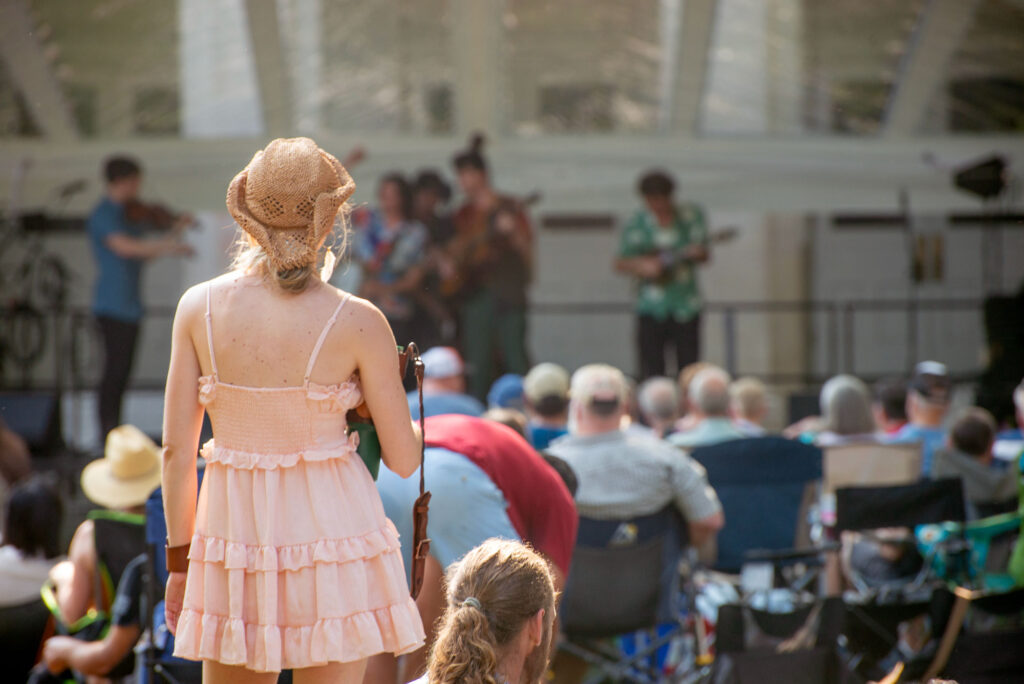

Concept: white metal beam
[[0, 0, 78, 141], [671, 0, 718, 135], [450, 0, 503, 137], [884, 0, 981, 137], [244, 0, 294, 136]]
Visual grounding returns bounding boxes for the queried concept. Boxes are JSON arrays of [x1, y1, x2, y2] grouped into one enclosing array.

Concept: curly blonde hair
[[427, 539, 556, 684], [229, 205, 351, 293]]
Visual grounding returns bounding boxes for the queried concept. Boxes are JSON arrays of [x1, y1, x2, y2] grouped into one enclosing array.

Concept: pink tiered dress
[[173, 287, 425, 672]]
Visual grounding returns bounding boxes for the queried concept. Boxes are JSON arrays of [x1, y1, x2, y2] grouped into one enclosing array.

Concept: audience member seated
[[48, 425, 159, 624], [0, 418, 32, 530], [488, 373, 526, 412], [1, 475, 64, 608], [873, 377, 908, 435], [412, 539, 556, 684], [372, 414, 577, 683], [784, 374, 878, 445], [547, 364, 723, 548], [36, 553, 148, 683], [409, 346, 485, 419], [994, 378, 1024, 462], [523, 362, 571, 449], [887, 361, 952, 475], [637, 376, 679, 439], [730, 376, 768, 436], [669, 365, 744, 449], [674, 361, 712, 432], [815, 374, 878, 446], [482, 407, 529, 439], [933, 408, 1016, 515]]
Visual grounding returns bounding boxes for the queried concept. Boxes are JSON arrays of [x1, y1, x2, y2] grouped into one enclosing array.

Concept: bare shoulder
[[335, 291, 391, 337], [174, 281, 208, 323], [176, 274, 238, 324], [69, 519, 95, 561]]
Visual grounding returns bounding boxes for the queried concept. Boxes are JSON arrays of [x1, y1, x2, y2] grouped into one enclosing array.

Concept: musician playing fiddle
[[445, 135, 533, 400], [88, 155, 194, 439]]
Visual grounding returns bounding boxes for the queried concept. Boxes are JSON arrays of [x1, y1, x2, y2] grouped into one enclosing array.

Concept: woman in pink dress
[[161, 137, 426, 683]]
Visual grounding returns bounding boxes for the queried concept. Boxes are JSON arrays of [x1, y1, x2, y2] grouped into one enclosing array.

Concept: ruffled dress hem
[[172, 603, 425, 672]]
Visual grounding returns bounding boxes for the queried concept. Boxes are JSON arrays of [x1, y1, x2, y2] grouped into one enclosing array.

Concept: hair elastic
[[461, 597, 483, 611]]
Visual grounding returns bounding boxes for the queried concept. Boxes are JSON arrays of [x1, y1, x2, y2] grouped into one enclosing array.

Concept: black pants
[[96, 316, 140, 439], [637, 313, 701, 380]]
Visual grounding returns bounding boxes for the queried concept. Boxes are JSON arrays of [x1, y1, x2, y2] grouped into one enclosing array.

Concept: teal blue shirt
[[88, 197, 144, 322]]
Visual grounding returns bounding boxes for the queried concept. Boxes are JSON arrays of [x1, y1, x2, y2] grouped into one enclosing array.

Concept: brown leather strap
[[406, 342, 431, 600], [166, 541, 191, 574]]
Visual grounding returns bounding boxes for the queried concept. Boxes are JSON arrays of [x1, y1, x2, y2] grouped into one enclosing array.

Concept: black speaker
[[954, 155, 1007, 200], [0, 392, 62, 455], [976, 286, 1024, 426]]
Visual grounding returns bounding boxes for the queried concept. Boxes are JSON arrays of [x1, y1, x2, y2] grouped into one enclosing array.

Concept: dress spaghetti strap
[[205, 284, 219, 379], [303, 294, 352, 386]]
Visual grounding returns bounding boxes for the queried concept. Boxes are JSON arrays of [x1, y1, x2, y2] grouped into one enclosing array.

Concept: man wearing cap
[[48, 425, 161, 624], [886, 361, 952, 475], [488, 373, 526, 411], [547, 364, 724, 547], [408, 346, 485, 419], [523, 362, 571, 449]]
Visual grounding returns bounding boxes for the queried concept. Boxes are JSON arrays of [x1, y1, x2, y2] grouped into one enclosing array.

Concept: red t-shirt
[[424, 414, 577, 575]]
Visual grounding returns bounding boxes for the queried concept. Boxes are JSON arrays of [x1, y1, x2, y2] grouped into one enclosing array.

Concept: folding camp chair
[[0, 597, 52, 682], [558, 506, 695, 683], [712, 597, 846, 684], [140, 472, 205, 684], [691, 437, 822, 587], [922, 585, 1024, 683], [823, 442, 922, 494], [836, 478, 967, 682]]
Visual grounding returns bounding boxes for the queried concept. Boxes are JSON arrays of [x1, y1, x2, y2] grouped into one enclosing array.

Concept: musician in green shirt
[[615, 170, 709, 379]]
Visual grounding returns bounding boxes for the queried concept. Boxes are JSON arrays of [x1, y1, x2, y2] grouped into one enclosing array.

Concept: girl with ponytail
[[421, 539, 556, 684]]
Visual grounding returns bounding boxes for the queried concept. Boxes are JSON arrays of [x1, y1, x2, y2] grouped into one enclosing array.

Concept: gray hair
[[820, 375, 876, 436], [1015, 379, 1024, 415], [688, 366, 732, 417], [638, 377, 678, 422], [730, 377, 767, 420]]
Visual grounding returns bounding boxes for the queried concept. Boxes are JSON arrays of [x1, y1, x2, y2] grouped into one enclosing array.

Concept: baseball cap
[[570, 364, 628, 412], [524, 363, 570, 403], [421, 347, 464, 379], [910, 361, 951, 403], [488, 374, 525, 410]]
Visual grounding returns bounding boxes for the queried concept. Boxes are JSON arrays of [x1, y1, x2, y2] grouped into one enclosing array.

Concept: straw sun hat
[[227, 137, 356, 271], [81, 425, 162, 509]]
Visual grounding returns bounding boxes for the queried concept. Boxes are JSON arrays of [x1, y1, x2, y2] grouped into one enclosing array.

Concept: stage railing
[[0, 297, 985, 393]]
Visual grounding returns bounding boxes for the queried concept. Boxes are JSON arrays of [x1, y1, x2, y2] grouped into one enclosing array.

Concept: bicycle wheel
[[2, 302, 47, 367]]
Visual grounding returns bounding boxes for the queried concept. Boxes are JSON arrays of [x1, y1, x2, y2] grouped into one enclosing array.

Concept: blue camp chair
[[142, 467, 296, 684], [140, 469, 205, 684], [691, 437, 823, 574]]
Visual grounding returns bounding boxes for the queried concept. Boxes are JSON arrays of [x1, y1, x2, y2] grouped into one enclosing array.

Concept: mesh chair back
[[692, 437, 822, 573], [0, 598, 51, 682], [835, 478, 966, 532], [824, 441, 921, 493], [561, 507, 686, 637], [90, 510, 146, 610]]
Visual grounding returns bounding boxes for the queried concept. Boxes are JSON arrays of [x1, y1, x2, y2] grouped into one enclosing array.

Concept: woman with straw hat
[[49, 424, 161, 625], [161, 138, 425, 683]]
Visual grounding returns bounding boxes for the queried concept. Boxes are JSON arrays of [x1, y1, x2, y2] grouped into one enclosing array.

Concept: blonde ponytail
[[426, 539, 556, 684]]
